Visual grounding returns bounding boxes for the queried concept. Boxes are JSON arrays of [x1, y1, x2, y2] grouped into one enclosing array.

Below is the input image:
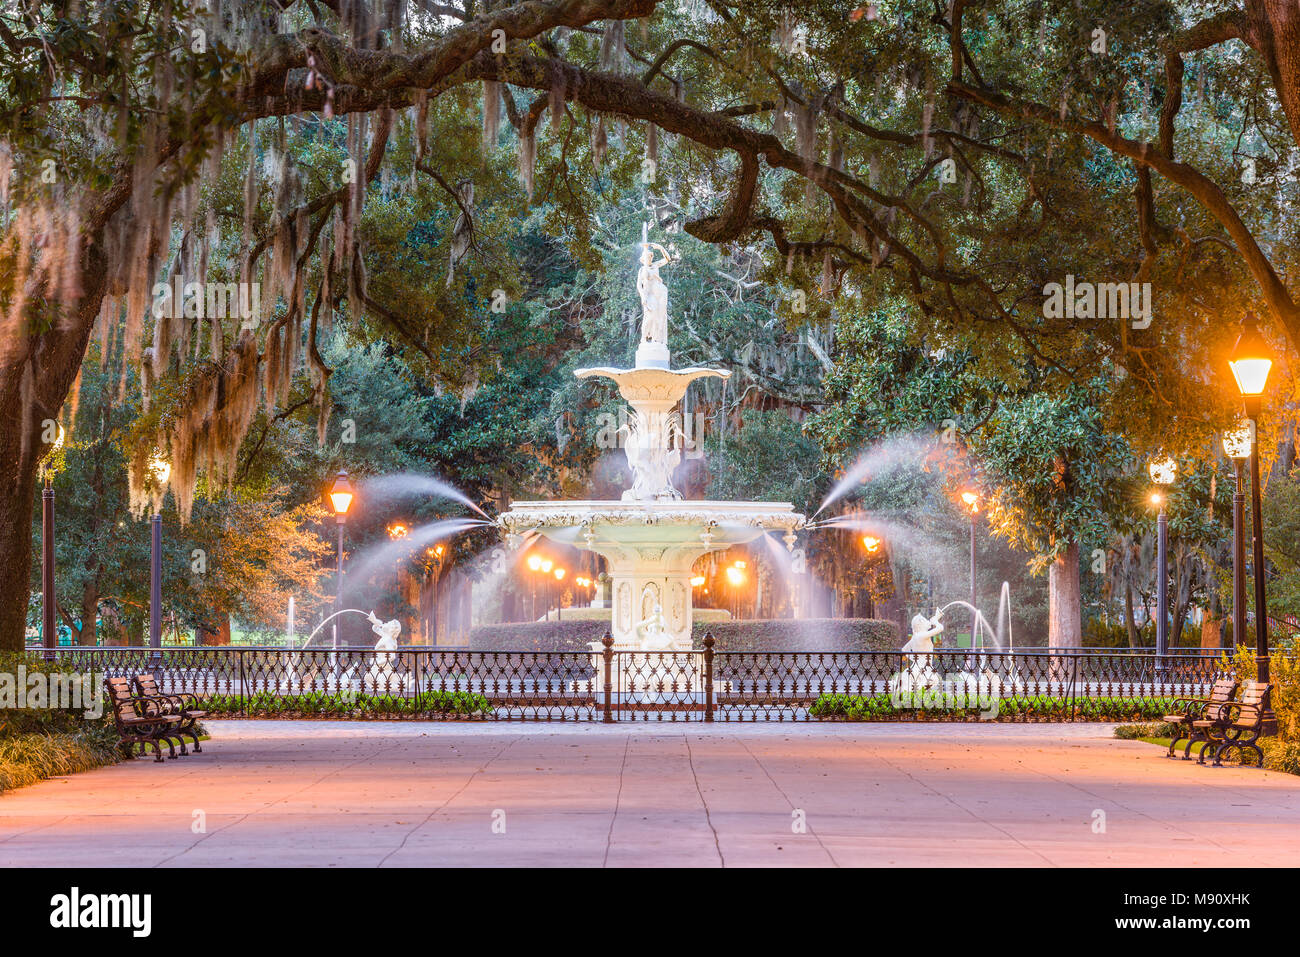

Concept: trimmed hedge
[[466, 618, 899, 653], [199, 689, 493, 718], [809, 693, 1179, 722]]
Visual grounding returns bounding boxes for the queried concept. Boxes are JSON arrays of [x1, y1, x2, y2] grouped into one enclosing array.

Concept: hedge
[[465, 618, 899, 653], [809, 693, 1179, 722]]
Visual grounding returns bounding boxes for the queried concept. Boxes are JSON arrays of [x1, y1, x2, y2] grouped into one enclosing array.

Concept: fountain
[[497, 226, 805, 670]]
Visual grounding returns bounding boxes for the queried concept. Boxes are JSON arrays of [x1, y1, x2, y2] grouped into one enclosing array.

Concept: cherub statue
[[634, 602, 673, 651], [897, 610, 944, 692], [366, 611, 401, 666]]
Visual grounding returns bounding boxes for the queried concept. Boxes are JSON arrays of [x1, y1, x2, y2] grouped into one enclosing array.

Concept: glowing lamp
[[1228, 314, 1273, 398], [1222, 423, 1253, 460], [1148, 456, 1177, 485], [329, 471, 354, 520]]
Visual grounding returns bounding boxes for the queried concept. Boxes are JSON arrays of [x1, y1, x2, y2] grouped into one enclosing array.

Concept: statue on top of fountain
[[636, 241, 672, 347], [634, 224, 673, 370]]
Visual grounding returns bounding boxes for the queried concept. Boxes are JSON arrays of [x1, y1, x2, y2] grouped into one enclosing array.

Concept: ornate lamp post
[[40, 425, 64, 651], [425, 544, 445, 644], [1148, 455, 1177, 657], [526, 553, 542, 621], [554, 566, 566, 621], [725, 562, 745, 620], [328, 471, 355, 647], [386, 522, 408, 625], [960, 491, 980, 648], [1228, 313, 1277, 734], [1222, 424, 1252, 651], [148, 452, 171, 650]]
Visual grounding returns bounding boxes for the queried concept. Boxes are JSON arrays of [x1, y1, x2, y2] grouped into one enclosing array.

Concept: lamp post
[[1228, 313, 1277, 735], [148, 452, 171, 650], [40, 425, 64, 651], [1223, 424, 1252, 651], [526, 554, 542, 620], [386, 522, 408, 625], [960, 491, 979, 650], [328, 471, 355, 649], [425, 544, 445, 644], [554, 567, 566, 621], [725, 563, 745, 620], [1148, 456, 1177, 657]]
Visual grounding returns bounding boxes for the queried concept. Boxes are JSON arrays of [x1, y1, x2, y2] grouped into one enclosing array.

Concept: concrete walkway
[[2, 721, 1298, 867]]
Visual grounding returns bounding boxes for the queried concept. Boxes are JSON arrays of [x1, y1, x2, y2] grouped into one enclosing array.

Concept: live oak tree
[[5, 0, 1300, 651]]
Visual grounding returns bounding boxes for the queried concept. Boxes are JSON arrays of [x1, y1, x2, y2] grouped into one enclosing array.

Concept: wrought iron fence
[[43, 636, 1223, 723]]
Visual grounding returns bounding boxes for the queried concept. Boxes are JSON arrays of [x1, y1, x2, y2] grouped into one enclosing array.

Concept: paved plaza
[[2, 721, 1298, 867]]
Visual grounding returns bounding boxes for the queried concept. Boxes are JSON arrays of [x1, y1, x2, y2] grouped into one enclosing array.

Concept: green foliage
[[0, 727, 122, 795], [199, 689, 493, 717], [1222, 644, 1300, 743], [810, 692, 1177, 722]]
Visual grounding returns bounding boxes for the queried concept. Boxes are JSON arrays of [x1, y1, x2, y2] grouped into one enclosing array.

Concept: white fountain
[[497, 227, 805, 667]]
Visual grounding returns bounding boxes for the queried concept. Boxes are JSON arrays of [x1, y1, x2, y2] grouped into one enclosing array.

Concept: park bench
[[1162, 676, 1238, 760], [1205, 680, 1272, 768], [134, 673, 207, 755], [105, 676, 183, 763]]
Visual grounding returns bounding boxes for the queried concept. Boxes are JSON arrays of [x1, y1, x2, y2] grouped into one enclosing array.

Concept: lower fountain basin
[[498, 500, 805, 652]]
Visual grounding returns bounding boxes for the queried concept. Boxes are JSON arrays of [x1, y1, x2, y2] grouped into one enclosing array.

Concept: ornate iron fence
[[44, 636, 1223, 722]]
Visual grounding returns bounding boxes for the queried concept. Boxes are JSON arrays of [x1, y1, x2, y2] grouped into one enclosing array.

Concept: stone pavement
[[2, 721, 1297, 867]]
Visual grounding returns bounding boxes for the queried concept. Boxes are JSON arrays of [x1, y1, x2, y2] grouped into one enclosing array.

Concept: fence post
[[703, 633, 715, 722], [239, 649, 248, 718], [602, 633, 614, 723]]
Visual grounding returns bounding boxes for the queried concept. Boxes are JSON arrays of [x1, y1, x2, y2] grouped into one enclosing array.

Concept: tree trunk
[[1048, 541, 1082, 649], [1123, 576, 1140, 648], [0, 248, 108, 652]]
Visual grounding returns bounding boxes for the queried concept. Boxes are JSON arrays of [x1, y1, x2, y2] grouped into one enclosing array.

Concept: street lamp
[[1223, 424, 1252, 652], [425, 544, 445, 644], [328, 470, 354, 647], [525, 554, 542, 620], [554, 567, 566, 621], [725, 563, 745, 619], [1148, 455, 1177, 657], [961, 491, 979, 650], [148, 452, 170, 650], [39, 424, 64, 650], [1228, 313, 1277, 734]]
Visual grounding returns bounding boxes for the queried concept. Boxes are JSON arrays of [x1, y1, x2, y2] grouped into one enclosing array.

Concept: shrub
[[810, 693, 1178, 722], [0, 725, 121, 794], [198, 689, 493, 718], [1221, 645, 1299, 742], [1113, 721, 1180, 739]]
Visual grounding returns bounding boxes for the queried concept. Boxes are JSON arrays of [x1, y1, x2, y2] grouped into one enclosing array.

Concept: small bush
[[1114, 721, 1180, 739], [198, 689, 493, 718], [0, 725, 121, 794], [810, 693, 1178, 722]]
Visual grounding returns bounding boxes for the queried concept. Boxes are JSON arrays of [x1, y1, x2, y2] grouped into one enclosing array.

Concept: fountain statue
[[498, 224, 804, 666], [634, 603, 673, 651], [895, 611, 944, 693]]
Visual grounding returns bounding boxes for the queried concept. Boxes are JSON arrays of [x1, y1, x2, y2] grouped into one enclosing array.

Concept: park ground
[[1, 721, 1297, 867]]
